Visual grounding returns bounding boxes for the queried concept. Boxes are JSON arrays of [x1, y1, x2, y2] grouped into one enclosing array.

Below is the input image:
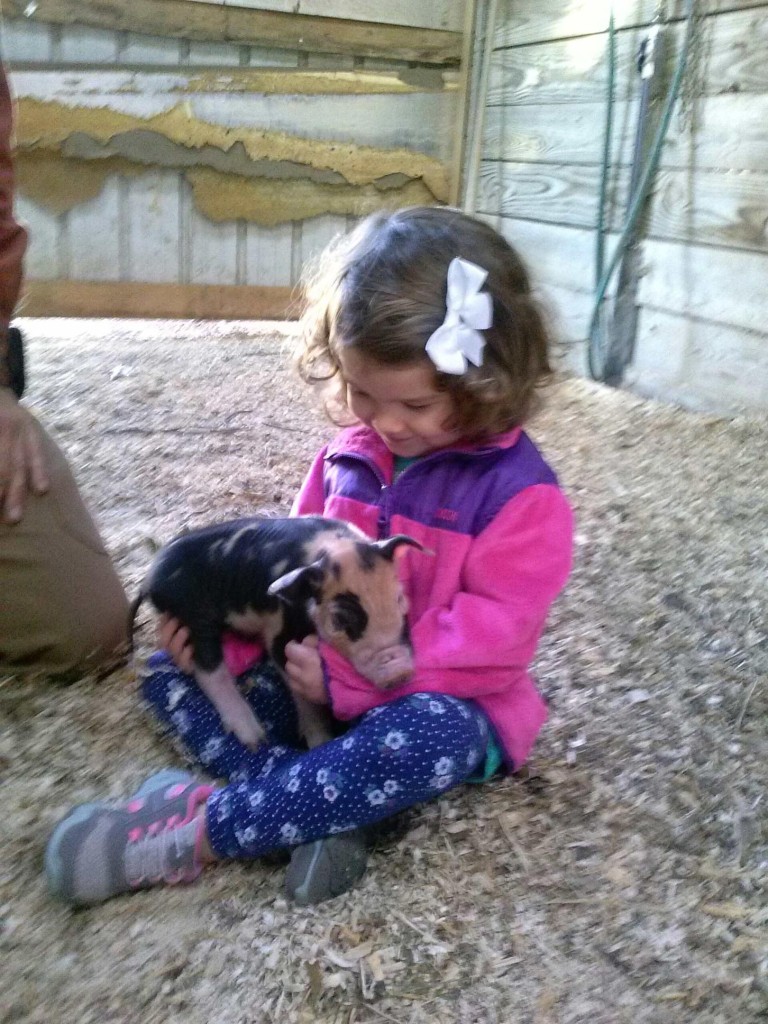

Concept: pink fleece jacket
[[279, 424, 573, 770]]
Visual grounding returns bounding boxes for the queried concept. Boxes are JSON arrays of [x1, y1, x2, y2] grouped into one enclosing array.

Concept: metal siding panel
[[68, 177, 121, 281], [297, 215, 347, 276], [119, 34, 182, 65], [2, 18, 54, 62], [16, 195, 60, 280], [126, 171, 181, 283], [247, 46, 300, 68], [188, 41, 242, 66], [245, 222, 293, 287], [188, 201, 239, 285], [58, 25, 119, 63]]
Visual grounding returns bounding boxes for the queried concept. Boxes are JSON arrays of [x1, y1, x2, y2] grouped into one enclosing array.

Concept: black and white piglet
[[130, 516, 423, 750]]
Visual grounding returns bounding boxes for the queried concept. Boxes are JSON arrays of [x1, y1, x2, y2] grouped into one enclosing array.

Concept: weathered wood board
[[180, 1, 465, 33], [496, 215, 768, 338], [2, 0, 463, 63], [478, 160, 768, 254], [494, 0, 768, 48], [488, 7, 768, 106], [482, 94, 768, 173]]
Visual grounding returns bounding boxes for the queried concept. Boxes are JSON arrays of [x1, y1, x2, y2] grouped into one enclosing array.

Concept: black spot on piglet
[[331, 591, 368, 642], [355, 542, 378, 572]]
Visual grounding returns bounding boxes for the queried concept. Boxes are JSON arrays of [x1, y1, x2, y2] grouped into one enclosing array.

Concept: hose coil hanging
[[588, 0, 698, 383]]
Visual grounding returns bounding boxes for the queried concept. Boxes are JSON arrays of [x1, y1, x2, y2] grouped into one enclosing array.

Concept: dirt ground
[[1, 317, 766, 1024]]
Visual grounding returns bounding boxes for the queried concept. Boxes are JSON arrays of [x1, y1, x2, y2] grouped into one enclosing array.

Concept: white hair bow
[[425, 257, 493, 375]]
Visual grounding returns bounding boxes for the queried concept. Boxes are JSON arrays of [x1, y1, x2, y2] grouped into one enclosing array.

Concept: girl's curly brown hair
[[297, 206, 553, 438]]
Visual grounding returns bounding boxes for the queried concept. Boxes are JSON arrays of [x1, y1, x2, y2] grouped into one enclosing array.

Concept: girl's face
[[340, 349, 462, 458]]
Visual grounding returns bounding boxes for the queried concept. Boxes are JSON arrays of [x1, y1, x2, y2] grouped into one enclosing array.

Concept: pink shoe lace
[[124, 782, 214, 889]]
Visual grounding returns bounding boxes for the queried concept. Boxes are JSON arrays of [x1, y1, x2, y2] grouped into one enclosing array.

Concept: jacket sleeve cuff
[[222, 633, 265, 677], [319, 641, 384, 720]]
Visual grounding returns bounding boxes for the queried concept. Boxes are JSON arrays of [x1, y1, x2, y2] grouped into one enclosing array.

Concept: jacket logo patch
[[434, 508, 459, 523]]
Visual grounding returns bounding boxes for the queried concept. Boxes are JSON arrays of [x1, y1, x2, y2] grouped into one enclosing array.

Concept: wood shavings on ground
[[1, 318, 766, 1024]]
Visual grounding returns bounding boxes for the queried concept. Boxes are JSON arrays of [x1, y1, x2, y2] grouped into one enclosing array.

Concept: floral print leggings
[[142, 653, 491, 861]]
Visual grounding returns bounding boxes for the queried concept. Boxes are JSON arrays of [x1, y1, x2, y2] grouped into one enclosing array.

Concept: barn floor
[[2, 318, 766, 1024]]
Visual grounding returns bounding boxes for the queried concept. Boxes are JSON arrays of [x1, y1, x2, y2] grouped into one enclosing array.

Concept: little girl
[[45, 206, 573, 906]]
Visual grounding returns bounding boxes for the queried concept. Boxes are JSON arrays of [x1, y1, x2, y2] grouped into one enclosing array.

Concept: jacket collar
[[325, 423, 523, 478]]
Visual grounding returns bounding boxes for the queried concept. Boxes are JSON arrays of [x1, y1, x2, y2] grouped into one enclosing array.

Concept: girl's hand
[[284, 636, 328, 705], [158, 613, 195, 673]]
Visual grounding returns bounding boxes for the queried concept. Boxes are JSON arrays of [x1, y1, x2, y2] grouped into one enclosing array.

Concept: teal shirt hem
[[467, 735, 504, 783]]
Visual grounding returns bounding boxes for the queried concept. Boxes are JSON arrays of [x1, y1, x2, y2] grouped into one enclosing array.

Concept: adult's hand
[[0, 387, 48, 523]]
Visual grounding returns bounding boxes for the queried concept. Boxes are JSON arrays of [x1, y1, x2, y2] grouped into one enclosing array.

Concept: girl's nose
[[373, 409, 406, 437]]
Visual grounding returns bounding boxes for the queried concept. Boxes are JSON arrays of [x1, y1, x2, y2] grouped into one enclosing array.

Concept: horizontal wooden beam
[[21, 280, 298, 320], [3, 0, 462, 64], [181, 0, 465, 33]]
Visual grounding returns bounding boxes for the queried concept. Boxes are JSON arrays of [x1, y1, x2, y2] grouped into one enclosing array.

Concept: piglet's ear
[[267, 561, 324, 602], [373, 535, 428, 561]]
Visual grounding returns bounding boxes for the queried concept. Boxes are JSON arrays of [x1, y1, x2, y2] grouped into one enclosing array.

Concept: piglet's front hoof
[[225, 716, 267, 751]]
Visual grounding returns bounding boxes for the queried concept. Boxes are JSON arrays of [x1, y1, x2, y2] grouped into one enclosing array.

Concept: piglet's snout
[[354, 644, 415, 689]]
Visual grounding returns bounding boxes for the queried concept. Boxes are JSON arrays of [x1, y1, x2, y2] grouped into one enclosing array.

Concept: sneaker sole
[[286, 834, 368, 906]]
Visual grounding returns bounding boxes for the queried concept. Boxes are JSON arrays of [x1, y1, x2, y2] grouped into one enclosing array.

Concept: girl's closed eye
[[340, 351, 461, 457], [346, 385, 370, 403]]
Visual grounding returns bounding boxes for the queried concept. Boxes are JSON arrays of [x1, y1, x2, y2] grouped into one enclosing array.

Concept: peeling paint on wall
[[16, 149, 435, 224], [16, 151, 140, 214], [175, 68, 457, 95], [188, 168, 436, 225], [15, 97, 449, 224]]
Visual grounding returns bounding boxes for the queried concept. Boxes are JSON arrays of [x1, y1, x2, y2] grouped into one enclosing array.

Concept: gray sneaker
[[285, 832, 368, 906], [45, 769, 214, 906]]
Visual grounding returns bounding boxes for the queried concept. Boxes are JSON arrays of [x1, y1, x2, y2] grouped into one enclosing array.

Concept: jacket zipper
[[326, 445, 499, 538], [325, 451, 390, 537]]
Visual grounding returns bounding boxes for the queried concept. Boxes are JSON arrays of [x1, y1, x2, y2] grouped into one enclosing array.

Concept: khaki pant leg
[[0, 420, 129, 675]]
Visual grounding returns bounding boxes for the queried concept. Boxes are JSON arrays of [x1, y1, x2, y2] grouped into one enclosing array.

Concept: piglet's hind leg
[[295, 695, 334, 749], [195, 662, 267, 751]]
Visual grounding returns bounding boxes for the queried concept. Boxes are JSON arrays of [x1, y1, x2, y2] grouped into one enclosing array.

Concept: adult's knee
[[0, 421, 129, 675]]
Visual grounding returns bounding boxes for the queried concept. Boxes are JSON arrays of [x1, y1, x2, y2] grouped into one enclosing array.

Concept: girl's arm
[[319, 484, 573, 719], [290, 447, 329, 516]]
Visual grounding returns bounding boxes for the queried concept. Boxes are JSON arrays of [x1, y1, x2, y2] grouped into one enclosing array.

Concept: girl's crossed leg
[[142, 654, 490, 860], [45, 654, 492, 906]]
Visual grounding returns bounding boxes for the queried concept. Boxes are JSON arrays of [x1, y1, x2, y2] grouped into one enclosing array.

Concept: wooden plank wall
[[2, 1, 464, 318], [476, 0, 768, 413]]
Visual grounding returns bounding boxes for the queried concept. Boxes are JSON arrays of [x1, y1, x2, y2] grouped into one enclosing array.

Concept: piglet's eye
[[331, 592, 368, 642]]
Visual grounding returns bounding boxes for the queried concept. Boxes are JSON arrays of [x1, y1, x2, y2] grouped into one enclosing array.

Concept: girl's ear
[[373, 535, 430, 561]]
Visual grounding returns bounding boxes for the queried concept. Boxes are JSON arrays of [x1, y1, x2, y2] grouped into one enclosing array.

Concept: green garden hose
[[588, 0, 698, 383]]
